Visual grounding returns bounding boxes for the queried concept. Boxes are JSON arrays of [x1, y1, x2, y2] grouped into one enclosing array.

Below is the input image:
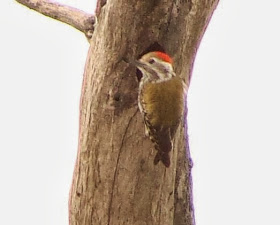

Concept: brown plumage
[[132, 52, 187, 167]]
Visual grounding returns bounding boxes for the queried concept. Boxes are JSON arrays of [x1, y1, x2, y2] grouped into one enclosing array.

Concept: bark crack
[[158, 169, 166, 225], [107, 109, 138, 225], [96, 0, 107, 16], [166, 2, 175, 33]]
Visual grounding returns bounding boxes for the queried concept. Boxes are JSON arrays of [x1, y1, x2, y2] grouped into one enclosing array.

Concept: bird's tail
[[152, 128, 172, 167]]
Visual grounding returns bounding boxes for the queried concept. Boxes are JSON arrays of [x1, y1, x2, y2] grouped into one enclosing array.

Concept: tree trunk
[[68, 0, 219, 224]]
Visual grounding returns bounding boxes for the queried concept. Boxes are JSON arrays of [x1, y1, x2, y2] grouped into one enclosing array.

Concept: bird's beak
[[129, 60, 140, 66], [123, 57, 146, 70], [130, 60, 146, 70]]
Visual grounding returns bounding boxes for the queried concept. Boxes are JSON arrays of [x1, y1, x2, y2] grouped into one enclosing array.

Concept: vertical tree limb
[[69, 0, 219, 224], [15, 0, 219, 224]]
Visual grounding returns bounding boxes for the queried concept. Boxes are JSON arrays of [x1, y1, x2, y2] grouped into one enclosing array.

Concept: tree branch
[[15, 0, 95, 38]]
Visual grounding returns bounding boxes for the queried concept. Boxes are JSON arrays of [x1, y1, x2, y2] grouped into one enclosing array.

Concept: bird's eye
[[148, 59, 155, 64]]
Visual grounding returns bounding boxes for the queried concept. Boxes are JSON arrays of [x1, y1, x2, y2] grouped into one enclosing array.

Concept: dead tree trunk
[[16, 0, 219, 224]]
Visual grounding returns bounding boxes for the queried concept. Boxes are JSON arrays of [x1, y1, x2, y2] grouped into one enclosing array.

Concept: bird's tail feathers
[[151, 128, 172, 167]]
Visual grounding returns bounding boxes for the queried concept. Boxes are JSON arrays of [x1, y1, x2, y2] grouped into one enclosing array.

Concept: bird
[[130, 51, 187, 167]]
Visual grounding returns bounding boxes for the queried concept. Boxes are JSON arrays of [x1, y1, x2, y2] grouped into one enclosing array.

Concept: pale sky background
[[1, 1, 280, 225]]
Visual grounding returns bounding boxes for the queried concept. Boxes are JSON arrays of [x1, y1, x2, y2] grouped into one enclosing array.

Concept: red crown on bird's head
[[154, 51, 173, 64]]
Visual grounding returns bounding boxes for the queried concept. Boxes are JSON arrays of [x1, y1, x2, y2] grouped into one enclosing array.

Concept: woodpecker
[[131, 51, 187, 167]]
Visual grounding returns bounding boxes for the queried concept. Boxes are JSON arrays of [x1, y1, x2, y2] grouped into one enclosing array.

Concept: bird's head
[[132, 51, 175, 82]]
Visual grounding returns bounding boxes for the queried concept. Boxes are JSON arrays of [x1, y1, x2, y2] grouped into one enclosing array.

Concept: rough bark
[[69, 1, 219, 225], [16, 0, 219, 224]]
